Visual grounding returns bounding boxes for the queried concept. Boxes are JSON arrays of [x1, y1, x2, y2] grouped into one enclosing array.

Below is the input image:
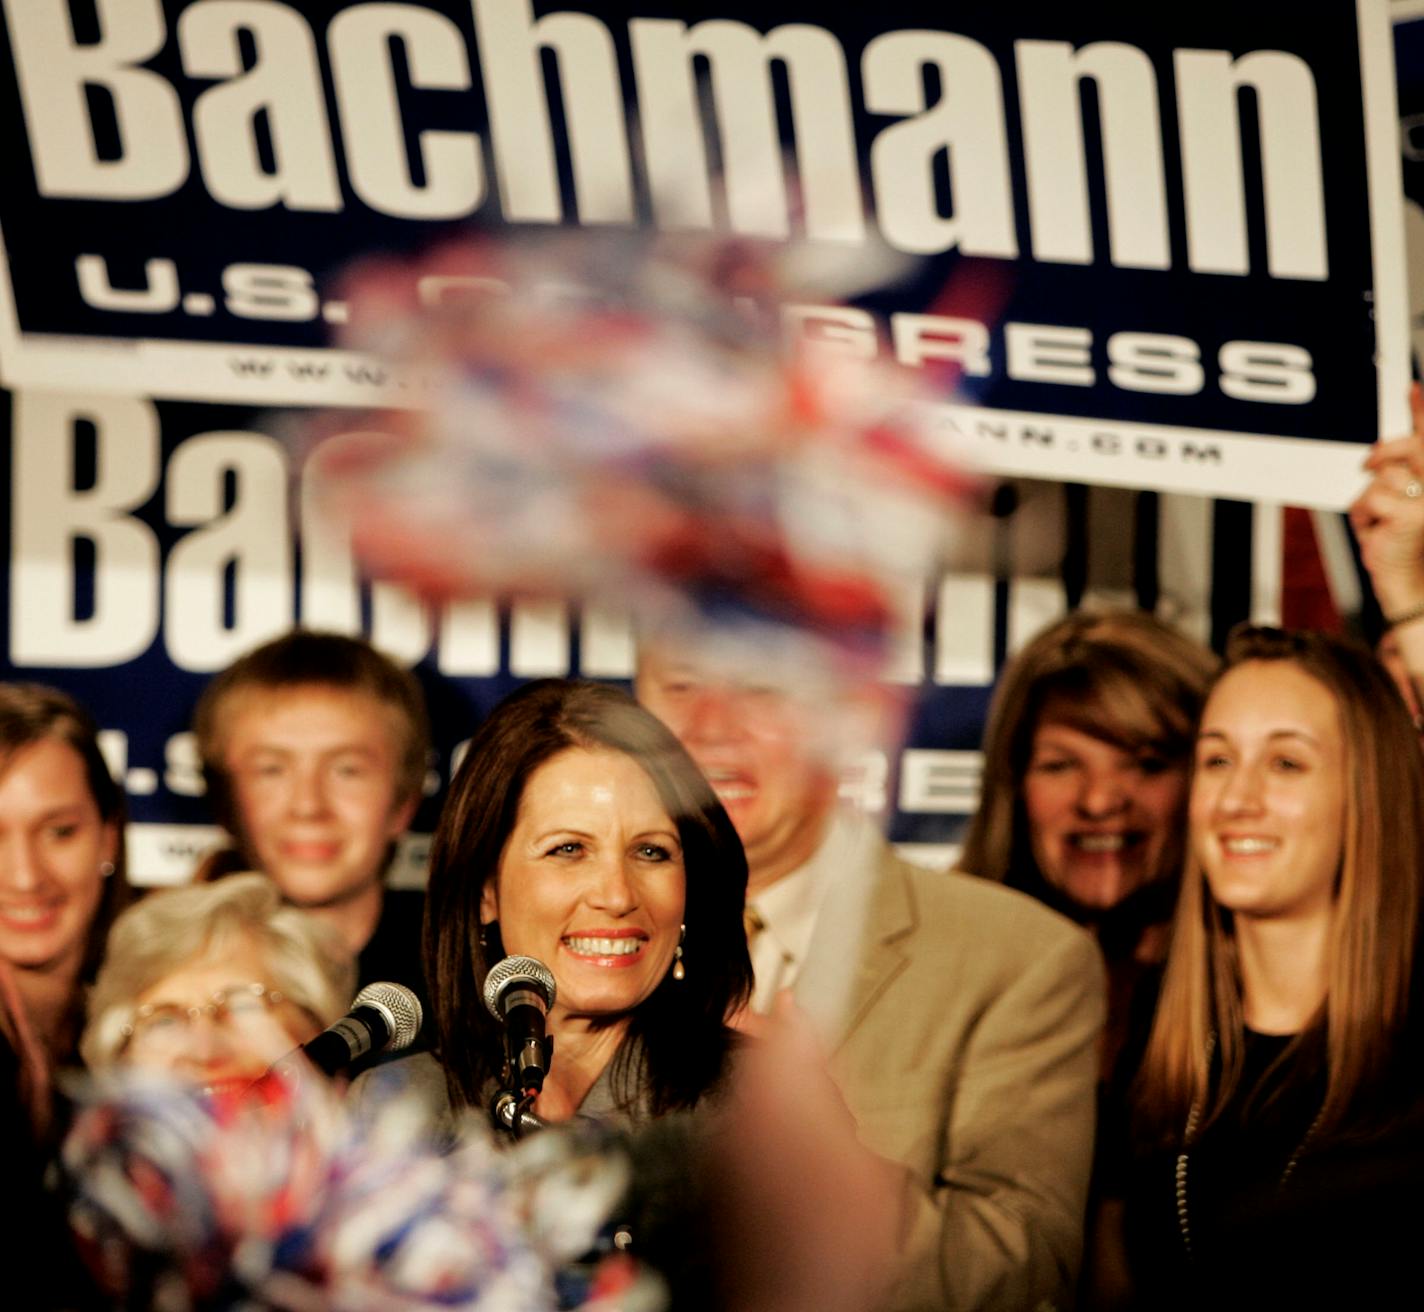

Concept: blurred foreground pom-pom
[[306, 229, 988, 681], [62, 1066, 651, 1311]]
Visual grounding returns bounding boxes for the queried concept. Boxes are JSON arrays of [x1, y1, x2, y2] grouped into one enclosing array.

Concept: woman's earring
[[98, 861, 115, 878], [478, 922, 491, 950], [673, 924, 686, 981]]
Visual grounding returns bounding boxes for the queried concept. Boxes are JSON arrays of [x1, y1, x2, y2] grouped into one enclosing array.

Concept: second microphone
[[483, 955, 557, 1095]]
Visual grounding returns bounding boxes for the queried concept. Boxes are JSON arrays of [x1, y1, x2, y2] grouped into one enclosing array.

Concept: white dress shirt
[[745, 808, 874, 1015]]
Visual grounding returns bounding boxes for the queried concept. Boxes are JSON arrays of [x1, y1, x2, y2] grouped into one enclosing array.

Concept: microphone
[[298, 981, 424, 1077], [482, 955, 557, 1095]]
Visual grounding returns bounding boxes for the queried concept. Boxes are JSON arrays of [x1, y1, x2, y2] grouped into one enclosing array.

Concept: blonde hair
[[960, 608, 1217, 890], [1135, 627, 1424, 1147], [81, 874, 355, 1068]]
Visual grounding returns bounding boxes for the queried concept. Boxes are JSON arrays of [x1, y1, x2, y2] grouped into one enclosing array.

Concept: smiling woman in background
[[0, 685, 131, 1117], [81, 874, 353, 1093], [960, 609, 1216, 1074], [0, 684, 132, 1299], [1119, 627, 1424, 1309]]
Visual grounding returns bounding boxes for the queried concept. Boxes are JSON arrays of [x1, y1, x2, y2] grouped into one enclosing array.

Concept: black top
[[351, 886, 433, 1074], [355, 886, 427, 1000], [1005, 866, 1173, 1084], [0, 1033, 105, 1309], [1122, 1028, 1424, 1309]]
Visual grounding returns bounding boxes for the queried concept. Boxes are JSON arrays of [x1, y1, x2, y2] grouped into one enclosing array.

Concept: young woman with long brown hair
[[0, 684, 132, 1120], [1118, 627, 1424, 1308], [0, 683, 132, 1298]]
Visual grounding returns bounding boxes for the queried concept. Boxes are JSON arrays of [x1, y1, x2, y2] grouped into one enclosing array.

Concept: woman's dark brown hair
[[425, 679, 752, 1117]]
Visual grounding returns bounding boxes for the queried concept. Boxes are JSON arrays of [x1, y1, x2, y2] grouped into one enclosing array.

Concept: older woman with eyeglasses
[[81, 874, 354, 1093]]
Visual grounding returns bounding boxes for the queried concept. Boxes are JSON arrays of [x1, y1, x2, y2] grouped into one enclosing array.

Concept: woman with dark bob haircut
[[419, 678, 752, 1124]]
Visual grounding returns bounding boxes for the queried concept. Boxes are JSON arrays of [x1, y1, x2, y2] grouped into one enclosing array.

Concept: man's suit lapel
[[795, 840, 919, 1054]]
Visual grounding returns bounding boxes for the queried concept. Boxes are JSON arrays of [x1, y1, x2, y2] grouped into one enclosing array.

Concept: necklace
[[1174, 1032, 1326, 1258]]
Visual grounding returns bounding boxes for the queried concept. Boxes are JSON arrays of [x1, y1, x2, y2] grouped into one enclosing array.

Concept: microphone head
[[482, 955, 557, 1020], [351, 981, 423, 1051]]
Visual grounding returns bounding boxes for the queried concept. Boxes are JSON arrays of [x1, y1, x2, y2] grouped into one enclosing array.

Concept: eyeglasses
[[120, 982, 292, 1055]]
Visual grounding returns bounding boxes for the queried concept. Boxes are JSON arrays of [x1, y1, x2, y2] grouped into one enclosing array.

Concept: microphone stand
[[489, 1028, 553, 1138], [490, 1088, 546, 1138]]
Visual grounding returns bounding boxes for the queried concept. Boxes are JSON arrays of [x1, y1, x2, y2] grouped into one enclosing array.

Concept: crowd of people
[[5, 415, 1424, 1309]]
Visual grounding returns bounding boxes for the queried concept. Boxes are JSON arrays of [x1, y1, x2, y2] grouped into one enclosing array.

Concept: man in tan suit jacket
[[639, 647, 1105, 1311]]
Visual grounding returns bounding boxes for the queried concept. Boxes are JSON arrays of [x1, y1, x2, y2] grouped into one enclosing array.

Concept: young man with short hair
[[193, 631, 430, 1009]]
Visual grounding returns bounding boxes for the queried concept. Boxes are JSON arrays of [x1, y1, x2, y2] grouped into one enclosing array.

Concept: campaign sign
[[0, 388, 1011, 879], [1395, 0, 1424, 368], [0, 1, 1409, 507]]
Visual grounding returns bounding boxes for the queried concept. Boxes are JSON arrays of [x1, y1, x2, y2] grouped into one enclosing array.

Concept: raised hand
[[1350, 384, 1424, 621]]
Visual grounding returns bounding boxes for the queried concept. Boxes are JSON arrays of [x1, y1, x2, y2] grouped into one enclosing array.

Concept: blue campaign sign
[[0, 386, 1008, 878], [0, 1, 1410, 506], [0, 2, 1414, 881]]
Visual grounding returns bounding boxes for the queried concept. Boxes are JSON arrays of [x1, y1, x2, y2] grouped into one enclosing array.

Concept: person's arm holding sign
[[1350, 384, 1424, 725]]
